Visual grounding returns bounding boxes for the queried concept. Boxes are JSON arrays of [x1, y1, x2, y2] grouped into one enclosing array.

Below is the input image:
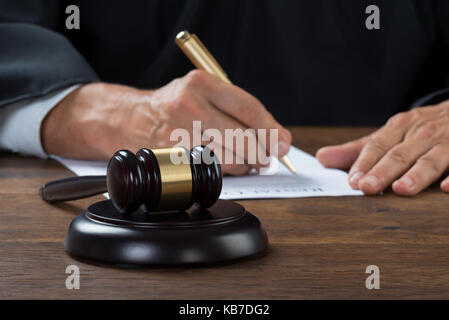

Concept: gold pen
[[175, 30, 296, 174]]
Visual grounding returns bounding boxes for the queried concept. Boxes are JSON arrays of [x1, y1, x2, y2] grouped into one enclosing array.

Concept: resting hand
[[317, 100, 449, 195]]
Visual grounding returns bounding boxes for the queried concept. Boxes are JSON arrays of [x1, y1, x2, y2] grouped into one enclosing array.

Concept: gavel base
[[64, 199, 268, 266]]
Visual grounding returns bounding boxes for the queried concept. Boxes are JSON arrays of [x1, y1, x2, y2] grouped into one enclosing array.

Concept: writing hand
[[316, 100, 449, 195], [41, 70, 291, 175]]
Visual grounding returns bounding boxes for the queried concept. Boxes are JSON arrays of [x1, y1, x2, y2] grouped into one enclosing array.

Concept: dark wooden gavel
[[40, 146, 222, 214]]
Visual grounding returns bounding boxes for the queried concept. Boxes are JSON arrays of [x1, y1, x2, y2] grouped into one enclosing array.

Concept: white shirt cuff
[[0, 85, 80, 158]]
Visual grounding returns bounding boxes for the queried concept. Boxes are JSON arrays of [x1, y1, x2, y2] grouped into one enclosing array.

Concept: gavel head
[[106, 146, 222, 214]]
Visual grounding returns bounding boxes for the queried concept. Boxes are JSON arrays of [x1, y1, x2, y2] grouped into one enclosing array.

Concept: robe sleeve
[[0, 0, 98, 108], [412, 0, 449, 107]]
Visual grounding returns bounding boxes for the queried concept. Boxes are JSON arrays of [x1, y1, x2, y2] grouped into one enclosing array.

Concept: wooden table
[[1, 126, 449, 299]]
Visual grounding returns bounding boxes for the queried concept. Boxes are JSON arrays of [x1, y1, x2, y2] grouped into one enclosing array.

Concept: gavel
[[40, 146, 222, 214]]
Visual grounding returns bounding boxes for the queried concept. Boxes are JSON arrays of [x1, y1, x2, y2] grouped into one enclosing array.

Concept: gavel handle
[[39, 175, 107, 202]]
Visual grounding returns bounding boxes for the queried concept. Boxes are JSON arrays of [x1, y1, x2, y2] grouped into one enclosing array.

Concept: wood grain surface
[[1, 126, 449, 299]]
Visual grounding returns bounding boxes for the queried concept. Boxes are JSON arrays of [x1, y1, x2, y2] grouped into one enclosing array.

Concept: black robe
[[1, 0, 449, 126]]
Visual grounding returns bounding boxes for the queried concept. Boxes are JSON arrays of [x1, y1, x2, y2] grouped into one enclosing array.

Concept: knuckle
[[417, 156, 442, 176], [246, 101, 267, 124], [386, 147, 411, 166], [410, 107, 421, 116], [167, 96, 185, 115], [243, 103, 257, 119], [365, 138, 389, 154], [232, 101, 256, 122], [415, 122, 439, 140], [409, 108, 424, 121], [388, 112, 411, 128], [184, 69, 209, 88]]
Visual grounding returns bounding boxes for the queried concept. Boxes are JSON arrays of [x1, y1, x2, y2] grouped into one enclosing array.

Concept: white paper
[[52, 146, 363, 200], [221, 147, 363, 199]]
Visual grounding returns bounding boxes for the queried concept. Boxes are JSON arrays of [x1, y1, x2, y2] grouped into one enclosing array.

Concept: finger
[[392, 144, 449, 196], [204, 139, 252, 176], [164, 86, 271, 170], [440, 175, 449, 193], [210, 86, 291, 158], [316, 136, 369, 170], [358, 139, 433, 195], [180, 70, 290, 164], [199, 97, 272, 169], [221, 163, 252, 176], [194, 71, 291, 148], [348, 113, 411, 189]]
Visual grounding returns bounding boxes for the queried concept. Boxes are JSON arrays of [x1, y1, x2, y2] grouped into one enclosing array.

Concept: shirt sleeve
[[0, 85, 80, 158]]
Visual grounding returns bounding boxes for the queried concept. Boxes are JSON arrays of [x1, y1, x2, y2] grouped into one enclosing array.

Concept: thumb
[[316, 136, 368, 170]]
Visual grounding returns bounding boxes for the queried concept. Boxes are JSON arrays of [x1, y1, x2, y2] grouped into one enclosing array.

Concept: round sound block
[[65, 199, 268, 266]]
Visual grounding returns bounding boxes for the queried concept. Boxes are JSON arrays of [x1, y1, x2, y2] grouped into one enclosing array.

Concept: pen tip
[[280, 156, 297, 174]]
